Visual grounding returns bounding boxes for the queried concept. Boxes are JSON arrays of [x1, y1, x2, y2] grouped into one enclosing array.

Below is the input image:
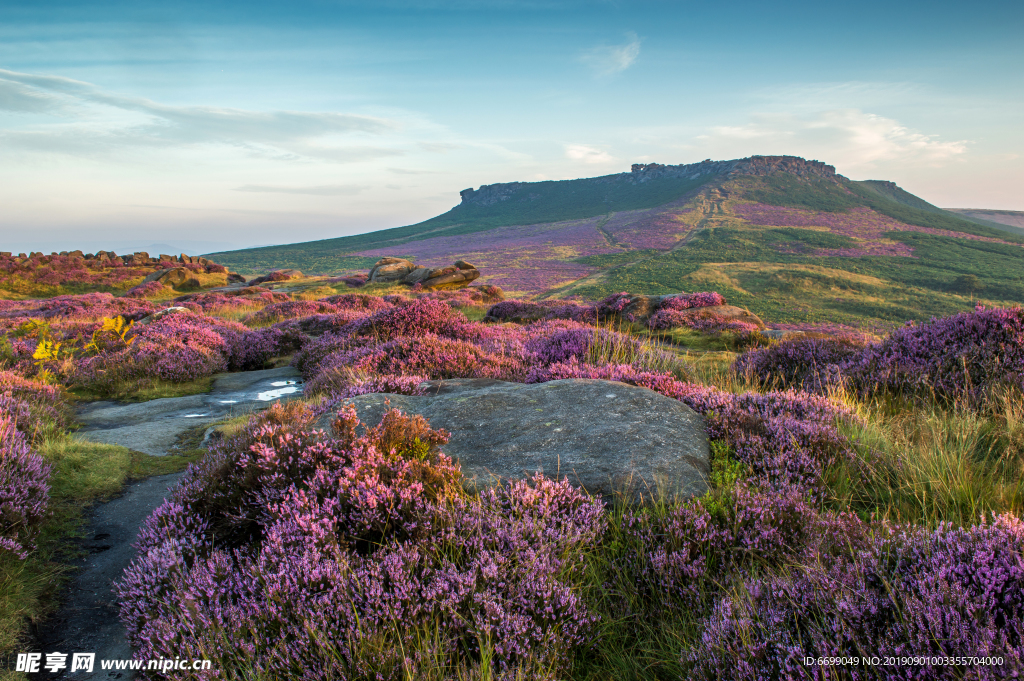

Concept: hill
[[207, 156, 1024, 329], [944, 208, 1024, 236]]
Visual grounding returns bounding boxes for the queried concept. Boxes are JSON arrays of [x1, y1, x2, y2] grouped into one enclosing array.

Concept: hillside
[[207, 156, 1024, 329], [944, 208, 1024, 235]]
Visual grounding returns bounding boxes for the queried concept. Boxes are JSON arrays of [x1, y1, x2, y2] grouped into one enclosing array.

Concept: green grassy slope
[[206, 172, 718, 273], [205, 156, 1024, 329]]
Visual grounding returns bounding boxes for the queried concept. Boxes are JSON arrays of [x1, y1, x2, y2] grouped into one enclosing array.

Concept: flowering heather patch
[[339, 298, 471, 341], [840, 305, 1024, 403], [171, 288, 290, 314], [322, 293, 395, 313], [485, 300, 550, 322], [689, 514, 1024, 680], [0, 372, 70, 439], [417, 284, 505, 307], [734, 202, 1024, 258], [313, 373, 430, 400], [734, 335, 867, 391], [117, 405, 604, 677], [648, 308, 760, 338], [241, 299, 341, 326], [659, 292, 727, 311], [0, 292, 156, 324], [124, 281, 166, 299], [306, 334, 526, 394], [0, 414, 51, 559]]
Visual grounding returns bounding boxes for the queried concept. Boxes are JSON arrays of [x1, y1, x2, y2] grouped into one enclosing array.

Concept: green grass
[[70, 376, 214, 402], [0, 435, 202, 677]]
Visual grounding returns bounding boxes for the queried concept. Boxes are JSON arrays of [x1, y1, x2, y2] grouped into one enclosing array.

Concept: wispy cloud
[[233, 184, 370, 196], [0, 68, 398, 162], [565, 143, 615, 164], [578, 32, 641, 76], [690, 109, 968, 171]]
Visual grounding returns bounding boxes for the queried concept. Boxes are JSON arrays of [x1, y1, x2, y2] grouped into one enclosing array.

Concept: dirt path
[[30, 367, 305, 679]]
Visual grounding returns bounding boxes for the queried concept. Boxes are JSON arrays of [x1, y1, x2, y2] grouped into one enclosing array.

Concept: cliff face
[[457, 155, 842, 207]]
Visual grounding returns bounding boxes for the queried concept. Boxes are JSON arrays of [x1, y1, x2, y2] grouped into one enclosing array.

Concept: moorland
[[1, 156, 1023, 680]]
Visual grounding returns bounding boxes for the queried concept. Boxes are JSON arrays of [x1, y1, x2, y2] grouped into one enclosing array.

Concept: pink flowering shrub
[[124, 281, 166, 299], [689, 514, 1024, 679], [340, 299, 471, 341], [242, 300, 341, 326], [842, 306, 1024, 402], [0, 370, 71, 436], [659, 292, 726, 311], [734, 335, 868, 391], [306, 334, 526, 395], [116, 405, 605, 677], [0, 414, 51, 559]]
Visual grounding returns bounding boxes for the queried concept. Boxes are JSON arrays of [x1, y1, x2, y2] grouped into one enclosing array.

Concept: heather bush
[[117, 405, 604, 678], [689, 514, 1024, 680], [242, 300, 341, 327], [0, 414, 51, 559], [340, 298, 470, 340], [658, 292, 726, 311], [306, 334, 526, 395], [124, 280, 166, 299], [843, 305, 1024, 403], [734, 335, 868, 391]]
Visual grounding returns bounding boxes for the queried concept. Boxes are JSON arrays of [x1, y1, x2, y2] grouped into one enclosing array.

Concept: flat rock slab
[[75, 366, 304, 456], [318, 378, 709, 500]]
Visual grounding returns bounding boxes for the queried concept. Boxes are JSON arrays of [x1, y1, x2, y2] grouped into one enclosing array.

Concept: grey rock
[[402, 266, 432, 284], [369, 257, 416, 283], [315, 378, 709, 501]]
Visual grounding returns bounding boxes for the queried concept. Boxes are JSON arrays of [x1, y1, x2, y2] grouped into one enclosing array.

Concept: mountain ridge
[[206, 156, 1024, 329]]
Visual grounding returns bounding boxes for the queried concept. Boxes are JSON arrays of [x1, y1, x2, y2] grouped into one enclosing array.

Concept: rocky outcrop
[[369, 258, 417, 283], [455, 156, 845, 208], [368, 257, 481, 290], [317, 378, 709, 501]]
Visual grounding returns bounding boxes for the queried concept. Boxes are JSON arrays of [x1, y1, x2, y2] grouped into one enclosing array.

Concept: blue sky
[[1, 0, 1021, 254]]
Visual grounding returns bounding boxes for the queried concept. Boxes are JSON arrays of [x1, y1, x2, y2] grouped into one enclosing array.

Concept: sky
[[1, 0, 1021, 255]]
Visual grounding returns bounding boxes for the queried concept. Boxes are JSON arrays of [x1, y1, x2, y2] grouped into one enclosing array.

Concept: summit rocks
[[317, 378, 709, 500]]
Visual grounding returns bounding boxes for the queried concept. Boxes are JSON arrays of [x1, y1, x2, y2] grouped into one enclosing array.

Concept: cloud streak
[[579, 32, 641, 76], [691, 109, 968, 171], [233, 184, 370, 196], [565, 143, 615, 164], [0, 68, 398, 162]]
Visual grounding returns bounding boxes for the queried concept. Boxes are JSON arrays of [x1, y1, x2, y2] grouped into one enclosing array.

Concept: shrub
[[843, 305, 1024, 403], [116, 406, 604, 677], [658, 292, 727, 311], [734, 335, 867, 391], [0, 414, 51, 559]]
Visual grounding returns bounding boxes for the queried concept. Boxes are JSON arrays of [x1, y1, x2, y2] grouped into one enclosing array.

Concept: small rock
[[137, 306, 191, 325]]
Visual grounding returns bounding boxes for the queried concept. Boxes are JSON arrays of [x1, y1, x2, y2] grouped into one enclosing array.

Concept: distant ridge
[[205, 155, 1024, 330]]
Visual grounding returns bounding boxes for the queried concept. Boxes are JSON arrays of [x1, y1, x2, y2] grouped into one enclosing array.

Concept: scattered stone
[[317, 378, 709, 501], [136, 306, 191, 325]]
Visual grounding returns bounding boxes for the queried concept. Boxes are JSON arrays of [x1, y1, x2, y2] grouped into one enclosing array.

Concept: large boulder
[[419, 261, 481, 289], [316, 378, 709, 501], [369, 257, 416, 283]]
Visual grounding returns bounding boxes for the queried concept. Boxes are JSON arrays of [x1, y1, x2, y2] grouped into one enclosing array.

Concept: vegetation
[[3, 279, 1024, 678]]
